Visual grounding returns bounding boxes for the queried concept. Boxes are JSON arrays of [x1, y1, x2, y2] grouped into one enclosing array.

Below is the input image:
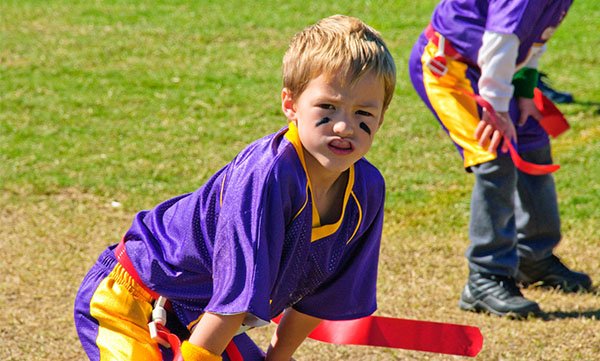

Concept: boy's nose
[[332, 117, 353, 137]]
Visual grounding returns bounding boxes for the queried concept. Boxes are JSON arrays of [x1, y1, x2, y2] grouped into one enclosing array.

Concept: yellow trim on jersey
[[311, 194, 321, 227], [346, 191, 362, 244], [284, 122, 307, 171], [311, 166, 355, 242], [293, 182, 309, 221], [285, 123, 312, 223], [187, 314, 204, 331], [283, 122, 357, 242], [219, 173, 227, 207], [421, 41, 496, 168]]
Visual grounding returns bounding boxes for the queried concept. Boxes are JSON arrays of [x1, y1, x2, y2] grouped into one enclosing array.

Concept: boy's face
[[282, 71, 385, 179]]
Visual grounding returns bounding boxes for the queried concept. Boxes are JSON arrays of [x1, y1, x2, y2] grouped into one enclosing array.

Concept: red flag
[[534, 88, 570, 138], [273, 315, 483, 357]]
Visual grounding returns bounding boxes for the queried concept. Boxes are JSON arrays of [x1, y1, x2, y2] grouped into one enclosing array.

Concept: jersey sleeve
[[292, 181, 385, 321], [486, 0, 534, 38], [486, 0, 567, 44], [203, 154, 294, 326]]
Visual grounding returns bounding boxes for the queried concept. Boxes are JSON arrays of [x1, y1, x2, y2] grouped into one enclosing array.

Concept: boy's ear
[[281, 88, 297, 123]]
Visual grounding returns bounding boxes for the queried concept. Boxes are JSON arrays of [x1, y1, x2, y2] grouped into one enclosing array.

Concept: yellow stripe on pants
[[89, 263, 162, 361], [421, 41, 497, 168]]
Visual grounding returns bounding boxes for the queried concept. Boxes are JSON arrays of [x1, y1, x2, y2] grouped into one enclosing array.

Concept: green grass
[[1, 1, 599, 360]]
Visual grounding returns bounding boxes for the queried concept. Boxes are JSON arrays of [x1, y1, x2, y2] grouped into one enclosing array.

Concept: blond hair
[[283, 15, 396, 111]]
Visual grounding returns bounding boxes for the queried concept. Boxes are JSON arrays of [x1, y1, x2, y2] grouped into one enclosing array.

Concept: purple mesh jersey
[[430, 0, 572, 65], [122, 123, 385, 328]]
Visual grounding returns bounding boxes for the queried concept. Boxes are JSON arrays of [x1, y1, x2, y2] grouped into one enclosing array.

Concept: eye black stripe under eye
[[316, 117, 331, 126], [360, 122, 371, 135]]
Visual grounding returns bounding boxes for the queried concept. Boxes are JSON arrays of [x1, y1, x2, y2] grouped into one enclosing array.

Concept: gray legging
[[467, 145, 561, 276]]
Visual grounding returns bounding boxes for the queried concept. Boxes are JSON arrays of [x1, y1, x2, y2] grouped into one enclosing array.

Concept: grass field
[[1, 1, 599, 360]]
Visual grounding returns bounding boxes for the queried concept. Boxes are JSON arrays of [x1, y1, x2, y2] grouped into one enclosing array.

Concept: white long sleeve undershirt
[[477, 31, 547, 112], [477, 31, 519, 112]]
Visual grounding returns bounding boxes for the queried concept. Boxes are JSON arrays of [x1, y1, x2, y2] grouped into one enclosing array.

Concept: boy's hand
[[517, 97, 543, 126], [475, 109, 516, 153]]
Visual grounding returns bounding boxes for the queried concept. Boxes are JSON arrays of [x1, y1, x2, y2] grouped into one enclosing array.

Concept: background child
[[408, 0, 592, 318], [74, 14, 396, 360]]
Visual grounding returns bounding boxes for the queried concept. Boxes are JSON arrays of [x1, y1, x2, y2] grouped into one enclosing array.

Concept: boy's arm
[[266, 308, 322, 361], [476, 30, 519, 151], [182, 312, 246, 360]]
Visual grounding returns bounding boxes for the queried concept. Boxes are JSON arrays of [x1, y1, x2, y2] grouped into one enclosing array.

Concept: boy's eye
[[356, 110, 373, 117], [318, 104, 335, 110]]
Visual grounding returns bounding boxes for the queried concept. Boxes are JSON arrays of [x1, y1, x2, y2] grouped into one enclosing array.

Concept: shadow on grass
[[572, 100, 600, 115], [538, 286, 600, 321], [541, 309, 600, 321]]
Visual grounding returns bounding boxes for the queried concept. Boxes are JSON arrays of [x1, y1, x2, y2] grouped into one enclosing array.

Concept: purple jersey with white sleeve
[[122, 123, 385, 329], [431, 0, 572, 65]]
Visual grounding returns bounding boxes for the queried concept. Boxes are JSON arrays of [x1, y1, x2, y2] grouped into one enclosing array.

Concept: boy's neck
[[309, 167, 349, 226], [309, 168, 347, 196], [302, 144, 348, 191]]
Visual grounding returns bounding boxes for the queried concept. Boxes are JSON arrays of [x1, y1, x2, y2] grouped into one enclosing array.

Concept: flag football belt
[[115, 238, 483, 359], [424, 23, 469, 77], [423, 24, 564, 175], [114, 239, 183, 355], [115, 239, 245, 360]]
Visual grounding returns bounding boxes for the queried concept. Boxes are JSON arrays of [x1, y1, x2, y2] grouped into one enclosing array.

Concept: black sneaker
[[459, 272, 541, 318], [516, 254, 592, 292]]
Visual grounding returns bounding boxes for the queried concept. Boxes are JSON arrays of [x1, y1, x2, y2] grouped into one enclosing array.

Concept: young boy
[[74, 15, 396, 361], [408, 0, 591, 318]]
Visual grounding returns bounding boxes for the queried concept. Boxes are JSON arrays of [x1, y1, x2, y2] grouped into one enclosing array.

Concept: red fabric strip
[[224, 341, 244, 361], [424, 24, 461, 59], [534, 88, 570, 138], [462, 90, 560, 175], [272, 315, 482, 357], [114, 238, 160, 299], [155, 323, 182, 355]]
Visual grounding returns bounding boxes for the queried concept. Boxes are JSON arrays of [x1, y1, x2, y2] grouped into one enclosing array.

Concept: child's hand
[[517, 97, 543, 126], [475, 109, 517, 153]]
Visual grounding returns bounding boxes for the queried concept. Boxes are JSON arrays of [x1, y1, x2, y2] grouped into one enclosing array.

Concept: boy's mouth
[[328, 139, 353, 154]]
